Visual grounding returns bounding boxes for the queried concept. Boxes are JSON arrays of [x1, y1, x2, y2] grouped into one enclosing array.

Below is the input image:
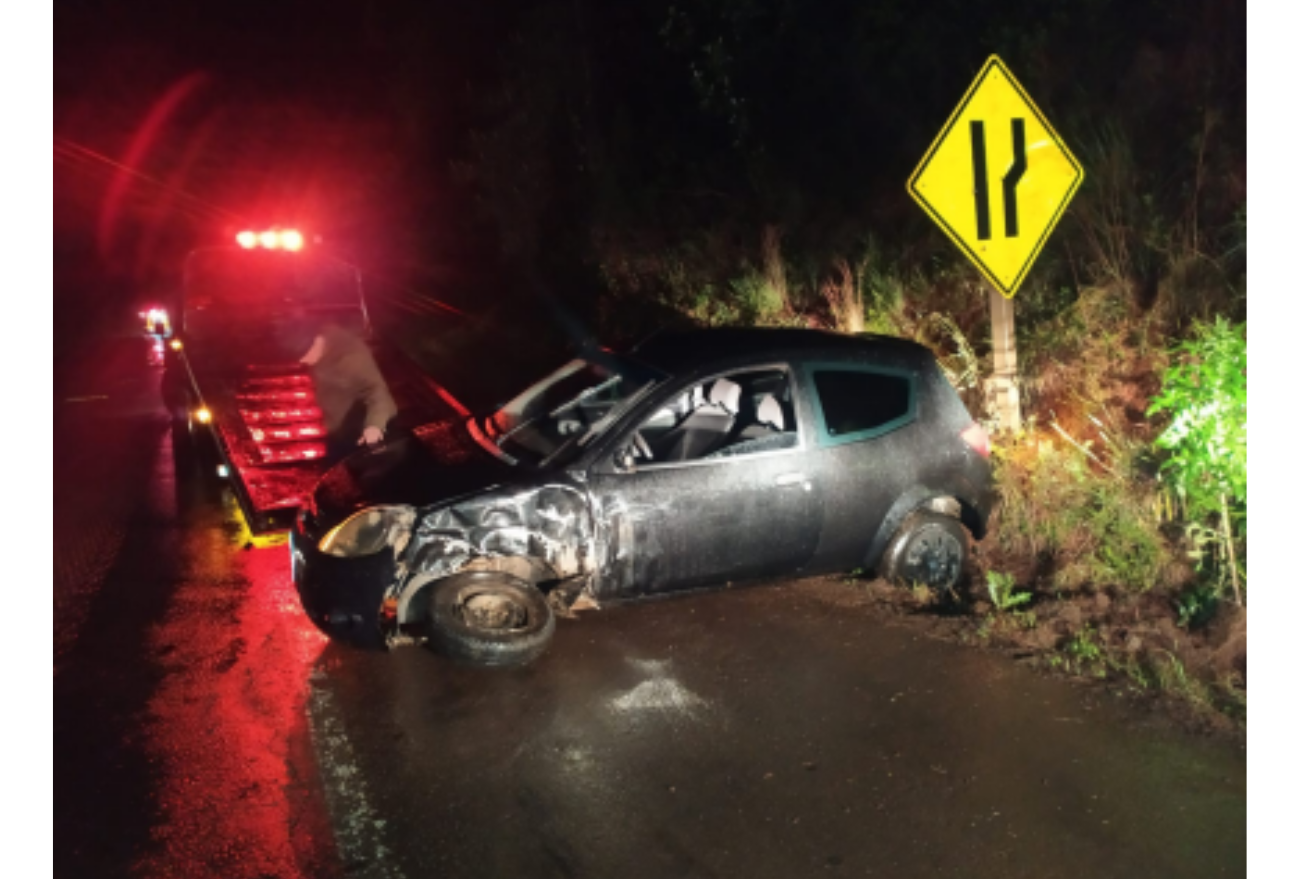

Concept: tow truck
[[161, 228, 460, 534]]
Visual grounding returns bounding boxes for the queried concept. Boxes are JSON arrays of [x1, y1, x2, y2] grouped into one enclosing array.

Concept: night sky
[[56, 1, 514, 316]]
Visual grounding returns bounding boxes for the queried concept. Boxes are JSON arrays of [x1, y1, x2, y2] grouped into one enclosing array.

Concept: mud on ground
[[795, 573, 1247, 745]]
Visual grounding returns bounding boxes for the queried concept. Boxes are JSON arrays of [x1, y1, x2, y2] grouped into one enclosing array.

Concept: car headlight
[[318, 505, 416, 558]]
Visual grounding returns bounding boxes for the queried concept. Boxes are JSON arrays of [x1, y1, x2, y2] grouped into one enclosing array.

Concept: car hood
[[310, 418, 512, 530]]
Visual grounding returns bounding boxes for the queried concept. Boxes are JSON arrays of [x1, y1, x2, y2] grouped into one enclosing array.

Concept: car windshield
[[482, 354, 662, 467]]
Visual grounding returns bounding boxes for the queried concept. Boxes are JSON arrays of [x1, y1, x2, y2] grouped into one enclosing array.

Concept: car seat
[[736, 394, 785, 441], [654, 377, 741, 461]]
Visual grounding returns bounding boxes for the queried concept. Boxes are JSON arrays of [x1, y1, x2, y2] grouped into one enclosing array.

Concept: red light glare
[[240, 405, 323, 424], [280, 230, 304, 251], [258, 443, 328, 463], [238, 389, 313, 404], [258, 230, 280, 249], [249, 423, 326, 443], [243, 374, 312, 389], [236, 230, 257, 248]]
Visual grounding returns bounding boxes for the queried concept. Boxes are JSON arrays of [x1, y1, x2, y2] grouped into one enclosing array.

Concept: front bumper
[[290, 513, 393, 650]]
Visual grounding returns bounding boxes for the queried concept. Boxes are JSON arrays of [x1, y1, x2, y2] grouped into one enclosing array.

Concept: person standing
[[297, 318, 398, 458]]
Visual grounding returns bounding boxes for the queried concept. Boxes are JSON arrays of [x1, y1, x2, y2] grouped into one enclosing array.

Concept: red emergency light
[[236, 228, 305, 252]]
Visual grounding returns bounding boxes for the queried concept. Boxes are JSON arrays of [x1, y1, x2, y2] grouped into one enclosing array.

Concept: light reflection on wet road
[[54, 334, 1245, 879]]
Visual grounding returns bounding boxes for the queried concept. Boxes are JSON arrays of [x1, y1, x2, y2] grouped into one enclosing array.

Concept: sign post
[[907, 56, 1083, 432], [987, 286, 1020, 431]]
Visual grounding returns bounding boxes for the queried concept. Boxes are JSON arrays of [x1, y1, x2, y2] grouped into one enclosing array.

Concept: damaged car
[[290, 328, 996, 665]]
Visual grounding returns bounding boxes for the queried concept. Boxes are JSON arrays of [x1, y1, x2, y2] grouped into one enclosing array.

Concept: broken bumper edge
[[290, 519, 393, 650]]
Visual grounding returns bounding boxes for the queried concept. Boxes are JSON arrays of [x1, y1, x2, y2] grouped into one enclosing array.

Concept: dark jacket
[[308, 326, 398, 443]]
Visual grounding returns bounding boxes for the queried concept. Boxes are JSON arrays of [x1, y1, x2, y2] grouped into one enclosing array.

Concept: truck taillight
[[258, 443, 328, 463], [960, 423, 991, 458]]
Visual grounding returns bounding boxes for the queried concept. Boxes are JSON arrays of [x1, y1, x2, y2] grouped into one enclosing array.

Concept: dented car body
[[290, 328, 996, 650]]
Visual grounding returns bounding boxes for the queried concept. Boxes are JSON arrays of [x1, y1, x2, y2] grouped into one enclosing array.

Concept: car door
[[586, 366, 823, 599], [796, 361, 922, 571]]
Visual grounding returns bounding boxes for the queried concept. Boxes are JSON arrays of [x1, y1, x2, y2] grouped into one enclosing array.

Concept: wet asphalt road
[[54, 333, 1246, 879]]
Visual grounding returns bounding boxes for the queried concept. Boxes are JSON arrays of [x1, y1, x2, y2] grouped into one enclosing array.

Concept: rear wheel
[[425, 571, 555, 667], [878, 511, 969, 594]]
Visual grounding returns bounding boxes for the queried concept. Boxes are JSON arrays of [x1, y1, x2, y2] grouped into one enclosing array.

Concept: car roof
[[626, 327, 933, 374]]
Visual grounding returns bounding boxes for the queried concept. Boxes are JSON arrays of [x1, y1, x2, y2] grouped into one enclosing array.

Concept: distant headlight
[[318, 505, 415, 558]]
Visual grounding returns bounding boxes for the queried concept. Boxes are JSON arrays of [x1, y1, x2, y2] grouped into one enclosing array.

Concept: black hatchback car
[[290, 328, 995, 664]]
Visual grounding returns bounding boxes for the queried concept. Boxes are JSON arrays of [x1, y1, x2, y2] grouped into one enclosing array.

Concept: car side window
[[620, 367, 800, 468], [808, 366, 915, 445]]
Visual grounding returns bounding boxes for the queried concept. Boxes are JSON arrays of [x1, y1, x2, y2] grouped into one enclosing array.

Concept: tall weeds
[[988, 426, 1172, 594], [821, 258, 864, 333]]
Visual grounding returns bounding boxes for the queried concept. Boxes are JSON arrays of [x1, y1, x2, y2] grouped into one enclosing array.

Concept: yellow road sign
[[908, 56, 1083, 298]]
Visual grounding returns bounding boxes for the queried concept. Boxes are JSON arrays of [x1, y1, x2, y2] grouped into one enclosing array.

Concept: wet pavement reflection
[[315, 587, 1245, 879]]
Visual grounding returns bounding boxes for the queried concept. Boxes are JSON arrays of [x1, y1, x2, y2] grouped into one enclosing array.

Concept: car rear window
[[811, 368, 914, 440]]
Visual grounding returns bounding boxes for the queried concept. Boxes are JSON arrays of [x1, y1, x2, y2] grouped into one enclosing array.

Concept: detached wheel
[[426, 571, 555, 667], [879, 511, 969, 594]]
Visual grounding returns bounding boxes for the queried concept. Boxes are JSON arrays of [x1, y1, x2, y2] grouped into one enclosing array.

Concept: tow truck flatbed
[[173, 344, 456, 533], [161, 237, 461, 534]]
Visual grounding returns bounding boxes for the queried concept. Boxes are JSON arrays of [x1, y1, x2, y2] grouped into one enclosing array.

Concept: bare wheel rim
[[902, 527, 962, 590], [457, 590, 530, 632]]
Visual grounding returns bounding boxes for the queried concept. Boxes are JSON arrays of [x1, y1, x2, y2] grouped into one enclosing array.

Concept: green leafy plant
[[986, 570, 1032, 612], [1060, 627, 1107, 677], [1147, 317, 1247, 604], [1066, 628, 1104, 663], [1174, 582, 1220, 630], [1010, 610, 1038, 631]]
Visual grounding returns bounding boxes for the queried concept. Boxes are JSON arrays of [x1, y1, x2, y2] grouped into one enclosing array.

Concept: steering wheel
[[632, 431, 654, 461]]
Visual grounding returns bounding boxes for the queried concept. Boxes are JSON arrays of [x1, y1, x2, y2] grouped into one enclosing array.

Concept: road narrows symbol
[[970, 121, 991, 241], [1002, 118, 1027, 238], [971, 118, 1027, 241]]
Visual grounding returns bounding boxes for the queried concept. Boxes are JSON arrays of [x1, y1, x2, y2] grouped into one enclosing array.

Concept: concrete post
[[986, 286, 1021, 433]]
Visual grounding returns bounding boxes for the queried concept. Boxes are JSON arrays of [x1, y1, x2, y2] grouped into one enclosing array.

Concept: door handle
[[775, 472, 807, 487]]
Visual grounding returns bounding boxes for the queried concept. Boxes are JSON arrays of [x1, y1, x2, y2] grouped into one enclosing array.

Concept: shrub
[[1147, 317, 1247, 604], [989, 434, 1171, 594]]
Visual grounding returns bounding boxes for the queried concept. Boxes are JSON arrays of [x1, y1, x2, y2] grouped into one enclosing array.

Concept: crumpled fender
[[391, 482, 596, 625]]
